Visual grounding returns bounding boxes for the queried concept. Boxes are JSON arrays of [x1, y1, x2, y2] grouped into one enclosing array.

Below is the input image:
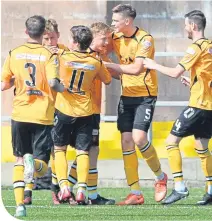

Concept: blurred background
[[2, 0, 212, 118]]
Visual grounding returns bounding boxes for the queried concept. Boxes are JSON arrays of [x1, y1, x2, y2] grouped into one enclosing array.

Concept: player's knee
[[121, 137, 134, 151], [132, 132, 147, 147], [165, 134, 181, 146], [15, 157, 24, 164], [133, 137, 148, 147]]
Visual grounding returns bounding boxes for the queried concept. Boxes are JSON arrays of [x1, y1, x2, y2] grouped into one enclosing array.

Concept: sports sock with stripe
[[123, 150, 141, 194], [13, 164, 25, 206], [77, 153, 89, 192]]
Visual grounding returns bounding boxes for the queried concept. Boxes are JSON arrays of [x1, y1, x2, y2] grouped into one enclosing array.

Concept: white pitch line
[[3, 196, 204, 201], [4, 205, 212, 210]]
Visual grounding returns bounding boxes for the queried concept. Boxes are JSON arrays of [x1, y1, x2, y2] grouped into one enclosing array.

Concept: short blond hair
[[90, 22, 113, 36], [45, 19, 59, 33]]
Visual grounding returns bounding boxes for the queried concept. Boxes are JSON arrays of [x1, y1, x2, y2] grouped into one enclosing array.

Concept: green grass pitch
[[1, 187, 212, 220]]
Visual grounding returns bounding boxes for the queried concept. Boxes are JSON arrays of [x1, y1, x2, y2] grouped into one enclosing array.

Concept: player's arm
[[144, 44, 202, 79], [104, 58, 144, 76], [46, 54, 65, 92], [1, 78, 15, 91], [104, 35, 156, 76], [143, 59, 184, 78], [97, 61, 112, 85], [110, 71, 120, 80], [2, 82, 13, 91], [1, 54, 14, 91], [100, 54, 120, 80]]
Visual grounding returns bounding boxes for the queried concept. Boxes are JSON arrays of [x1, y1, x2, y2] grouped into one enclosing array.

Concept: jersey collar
[[123, 27, 139, 38]]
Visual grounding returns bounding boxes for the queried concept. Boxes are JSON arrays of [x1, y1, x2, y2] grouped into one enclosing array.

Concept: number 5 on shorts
[[145, 109, 151, 120]]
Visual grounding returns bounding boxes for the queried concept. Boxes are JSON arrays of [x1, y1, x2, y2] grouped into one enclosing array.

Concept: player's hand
[[181, 75, 190, 87], [46, 46, 59, 54], [143, 58, 157, 69]]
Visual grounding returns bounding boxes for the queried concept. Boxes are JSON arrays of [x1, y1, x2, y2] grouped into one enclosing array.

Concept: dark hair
[[112, 4, 136, 19], [70, 25, 93, 50], [25, 15, 46, 38], [185, 10, 206, 31]]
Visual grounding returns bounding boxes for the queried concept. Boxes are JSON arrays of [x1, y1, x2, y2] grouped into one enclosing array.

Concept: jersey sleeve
[[135, 35, 154, 58], [1, 53, 13, 82], [46, 54, 60, 80], [179, 44, 202, 71], [97, 61, 111, 84]]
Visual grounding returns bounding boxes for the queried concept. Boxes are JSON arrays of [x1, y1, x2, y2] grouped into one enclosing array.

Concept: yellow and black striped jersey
[[55, 50, 111, 117], [1, 42, 59, 125], [112, 27, 158, 97], [179, 38, 212, 110]]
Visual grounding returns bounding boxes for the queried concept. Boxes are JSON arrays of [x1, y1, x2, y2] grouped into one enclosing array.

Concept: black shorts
[[117, 96, 157, 133], [92, 114, 100, 146], [171, 106, 212, 139], [52, 110, 93, 151], [11, 120, 52, 163]]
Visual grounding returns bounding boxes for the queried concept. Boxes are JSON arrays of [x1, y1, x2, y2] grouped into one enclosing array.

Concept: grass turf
[[1, 187, 212, 220]]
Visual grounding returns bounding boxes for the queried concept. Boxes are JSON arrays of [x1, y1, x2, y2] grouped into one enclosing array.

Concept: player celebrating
[[68, 22, 115, 205], [23, 18, 69, 205], [144, 10, 212, 205], [1, 15, 64, 217], [52, 25, 111, 205], [104, 4, 168, 205]]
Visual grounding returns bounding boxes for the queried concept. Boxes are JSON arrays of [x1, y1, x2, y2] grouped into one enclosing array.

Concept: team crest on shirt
[[141, 39, 152, 49], [186, 47, 196, 55], [208, 48, 212, 54]]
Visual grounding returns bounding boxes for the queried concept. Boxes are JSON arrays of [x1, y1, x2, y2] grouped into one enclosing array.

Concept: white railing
[[155, 52, 184, 57], [100, 101, 189, 142], [1, 101, 189, 142]]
